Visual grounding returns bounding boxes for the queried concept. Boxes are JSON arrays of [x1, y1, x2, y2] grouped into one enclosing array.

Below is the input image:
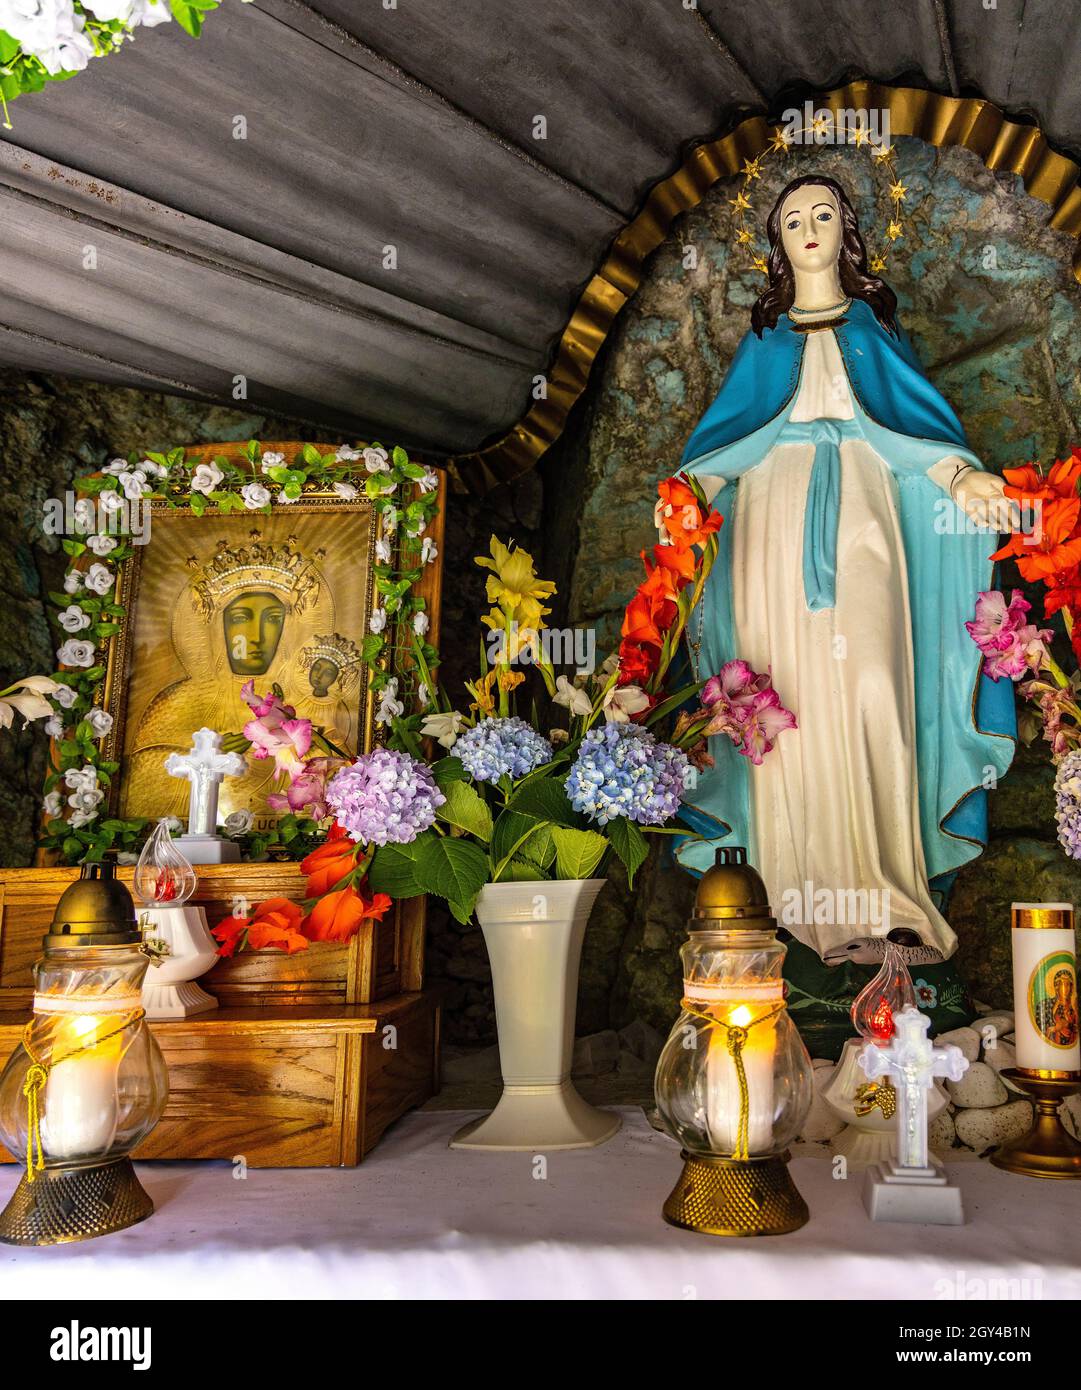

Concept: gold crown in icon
[[186, 532, 325, 619], [300, 632, 364, 690]]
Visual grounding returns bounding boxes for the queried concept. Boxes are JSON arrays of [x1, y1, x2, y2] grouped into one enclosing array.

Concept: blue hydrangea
[[451, 716, 553, 783], [566, 722, 689, 826]]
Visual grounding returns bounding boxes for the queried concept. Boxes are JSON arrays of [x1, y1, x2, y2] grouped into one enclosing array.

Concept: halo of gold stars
[[731, 116, 910, 278]]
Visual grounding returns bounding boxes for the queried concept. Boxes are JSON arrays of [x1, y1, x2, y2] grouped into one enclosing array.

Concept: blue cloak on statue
[[675, 298, 1015, 900]]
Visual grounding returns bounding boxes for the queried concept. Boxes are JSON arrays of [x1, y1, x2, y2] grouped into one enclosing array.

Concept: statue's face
[[309, 657, 339, 696], [779, 184, 842, 275], [222, 589, 286, 676]]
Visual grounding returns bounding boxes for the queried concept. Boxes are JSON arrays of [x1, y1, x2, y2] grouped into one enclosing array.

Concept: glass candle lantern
[[655, 848, 814, 1236], [0, 863, 168, 1245]]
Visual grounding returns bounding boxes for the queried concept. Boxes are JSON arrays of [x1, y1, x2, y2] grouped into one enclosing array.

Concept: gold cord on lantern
[[683, 1001, 785, 1161], [19, 1009, 146, 1184]]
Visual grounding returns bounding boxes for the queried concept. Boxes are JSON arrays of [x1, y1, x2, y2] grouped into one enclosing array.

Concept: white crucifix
[[858, 1005, 970, 1225], [165, 728, 246, 864]]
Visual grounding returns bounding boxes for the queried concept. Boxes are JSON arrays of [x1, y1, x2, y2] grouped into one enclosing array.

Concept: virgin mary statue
[[676, 174, 1017, 959]]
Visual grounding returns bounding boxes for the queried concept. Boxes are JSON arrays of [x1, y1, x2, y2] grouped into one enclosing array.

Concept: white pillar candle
[[40, 1016, 122, 1159], [688, 982, 779, 1155], [1010, 903, 1080, 1075]]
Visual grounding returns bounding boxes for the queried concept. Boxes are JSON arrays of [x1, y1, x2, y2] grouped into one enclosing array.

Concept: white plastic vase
[[449, 878, 622, 1151]]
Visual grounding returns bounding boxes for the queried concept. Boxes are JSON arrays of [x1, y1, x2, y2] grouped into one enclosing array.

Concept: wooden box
[[0, 993, 440, 1168], [0, 866, 440, 1166]]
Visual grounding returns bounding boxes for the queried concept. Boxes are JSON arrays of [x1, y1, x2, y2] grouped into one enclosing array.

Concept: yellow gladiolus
[[474, 536, 556, 627]]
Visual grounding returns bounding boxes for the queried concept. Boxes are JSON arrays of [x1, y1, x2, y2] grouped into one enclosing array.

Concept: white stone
[[947, 1061, 1009, 1109], [928, 1108, 956, 1155], [1060, 1094, 1081, 1142], [981, 1038, 1025, 1094], [975, 1011, 1014, 1041], [935, 1026, 981, 1062], [955, 1099, 1033, 1154]]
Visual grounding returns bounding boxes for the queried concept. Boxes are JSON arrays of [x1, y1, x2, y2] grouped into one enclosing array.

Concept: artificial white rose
[[99, 489, 124, 514], [164, 816, 183, 834], [115, 852, 139, 865], [259, 451, 285, 474], [82, 0, 171, 26], [67, 786, 104, 817], [86, 534, 118, 556], [117, 469, 151, 501], [42, 790, 63, 817], [69, 807, 100, 829], [63, 571, 83, 594], [102, 457, 129, 477], [363, 447, 390, 473], [417, 468, 439, 493], [85, 707, 113, 738], [276, 489, 299, 504], [84, 562, 114, 594], [54, 684, 77, 709], [190, 461, 224, 495], [241, 482, 271, 510], [0, 0, 94, 75], [336, 444, 362, 462], [44, 715, 64, 737], [57, 638, 96, 667], [375, 677, 404, 727], [383, 508, 398, 536], [138, 457, 169, 478], [420, 537, 438, 565], [369, 607, 387, 634], [57, 603, 90, 633], [333, 480, 359, 501], [64, 764, 98, 791], [413, 611, 429, 637], [223, 809, 253, 837], [374, 537, 392, 564]]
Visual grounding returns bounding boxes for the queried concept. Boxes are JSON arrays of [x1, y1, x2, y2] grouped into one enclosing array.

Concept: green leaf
[[606, 816, 649, 887], [494, 855, 549, 883], [436, 779, 493, 842], [360, 633, 384, 662], [504, 775, 581, 829], [369, 842, 424, 899], [412, 835, 488, 919], [550, 826, 608, 880], [431, 755, 469, 789]]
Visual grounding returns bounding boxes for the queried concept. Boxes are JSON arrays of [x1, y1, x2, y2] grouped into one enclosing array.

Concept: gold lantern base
[[0, 1158, 153, 1245], [662, 1150, 809, 1237], [989, 1069, 1081, 1180]]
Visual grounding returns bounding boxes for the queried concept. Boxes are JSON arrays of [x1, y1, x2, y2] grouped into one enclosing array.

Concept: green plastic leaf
[[606, 816, 649, 887], [550, 826, 608, 881], [494, 855, 549, 883], [431, 755, 470, 790], [436, 779, 492, 842], [504, 776, 581, 829]]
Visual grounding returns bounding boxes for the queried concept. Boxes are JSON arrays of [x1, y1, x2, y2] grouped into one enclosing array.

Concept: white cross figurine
[[858, 1005, 970, 1224], [165, 728, 247, 839]]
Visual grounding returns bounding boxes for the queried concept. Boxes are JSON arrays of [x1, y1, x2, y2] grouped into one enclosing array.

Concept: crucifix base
[[173, 833, 240, 865], [862, 1157, 965, 1225]]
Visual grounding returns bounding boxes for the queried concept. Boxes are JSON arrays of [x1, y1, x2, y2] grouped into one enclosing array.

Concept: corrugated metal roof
[[0, 0, 1079, 468]]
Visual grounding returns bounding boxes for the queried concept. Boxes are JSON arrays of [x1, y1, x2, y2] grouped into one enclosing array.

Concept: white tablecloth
[[0, 1108, 1076, 1300]]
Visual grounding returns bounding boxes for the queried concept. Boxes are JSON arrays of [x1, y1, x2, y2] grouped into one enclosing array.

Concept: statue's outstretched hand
[[949, 467, 1016, 532]]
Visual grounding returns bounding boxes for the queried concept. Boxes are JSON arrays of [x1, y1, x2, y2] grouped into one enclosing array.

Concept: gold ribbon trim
[[449, 82, 1081, 496], [684, 1000, 784, 1161]]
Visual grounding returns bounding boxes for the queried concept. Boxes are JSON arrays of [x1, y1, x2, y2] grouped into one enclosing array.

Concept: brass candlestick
[[989, 1069, 1081, 1180]]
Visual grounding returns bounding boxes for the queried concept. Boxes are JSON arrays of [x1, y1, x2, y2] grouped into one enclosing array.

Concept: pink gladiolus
[[267, 757, 340, 821], [241, 683, 313, 772], [966, 589, 1052, 681], [698, 659, 796, 762]]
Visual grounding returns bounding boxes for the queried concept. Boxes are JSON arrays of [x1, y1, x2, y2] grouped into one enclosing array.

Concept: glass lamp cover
[[850, 940, 916, 1043], [134, 819, 197, 907], [0, 946, 168, 1168]]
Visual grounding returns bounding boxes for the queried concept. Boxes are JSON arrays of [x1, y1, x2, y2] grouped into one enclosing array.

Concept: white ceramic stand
[[139, 903, 220, 1019], [863, 1156, 965, 1225], [450, 878, 621, 1152], [173, 833, 240, 865]]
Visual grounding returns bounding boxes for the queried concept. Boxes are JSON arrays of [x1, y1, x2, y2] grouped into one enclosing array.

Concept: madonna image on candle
[[1030, 954, 1080, 1052], [113, 506, 374, 829]]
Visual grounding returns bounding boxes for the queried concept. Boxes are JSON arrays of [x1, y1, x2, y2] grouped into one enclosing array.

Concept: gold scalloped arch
[[448, 80, 1081, 497]]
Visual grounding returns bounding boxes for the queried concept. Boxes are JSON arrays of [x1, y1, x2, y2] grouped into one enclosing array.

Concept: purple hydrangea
[[326, 749, 445, 846], [566, 722, 688, 826], [1055, 750, 1081, 859], [451, 716, 553, 783]]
